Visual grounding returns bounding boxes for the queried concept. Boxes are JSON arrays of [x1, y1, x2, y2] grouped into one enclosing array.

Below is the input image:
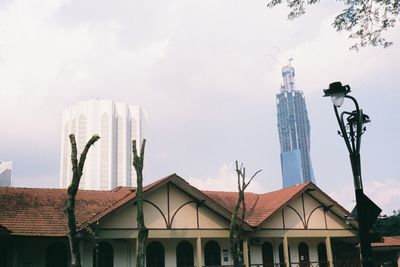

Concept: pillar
[[397, 251, 400, 267], [283, 236, 290, 267], [196, 236, 202, 267], [243, 238, 249, 267], [325, 236, 334, 267]]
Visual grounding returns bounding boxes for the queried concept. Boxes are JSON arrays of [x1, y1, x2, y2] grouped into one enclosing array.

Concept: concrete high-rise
[[276, 62, 315, 187], [60, 100, 145, 190], [0, 161, 12, 187]]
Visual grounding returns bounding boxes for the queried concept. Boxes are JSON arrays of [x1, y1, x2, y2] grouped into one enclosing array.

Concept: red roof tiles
[[0, 175, 322, 237], [372, 236, 400, 247], [0, 187, 134, 236], [203, 183, 309, 227]]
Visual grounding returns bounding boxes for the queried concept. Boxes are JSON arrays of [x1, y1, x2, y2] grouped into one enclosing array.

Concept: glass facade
[[276, 65, 315, 187]]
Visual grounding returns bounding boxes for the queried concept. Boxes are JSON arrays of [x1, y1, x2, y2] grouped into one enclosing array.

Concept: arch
[[176, 241, 194, 267], [262, 242, 274, 267], [317, 243, 328, 267], [298, 242, 310, 267], [170, 200, 197, 228], [93, 241, 114, 267], [115, 115, 124, 186], [204, 240, 221, 266], [146, 241, 165, 267], [46, 242, 68, 267], [100, 113, 109, 189]]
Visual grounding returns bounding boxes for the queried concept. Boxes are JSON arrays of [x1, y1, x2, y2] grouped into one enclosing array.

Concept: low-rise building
[[0, 174, 362, 267]]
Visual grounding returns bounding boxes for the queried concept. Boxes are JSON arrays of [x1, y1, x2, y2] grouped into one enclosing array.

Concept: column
[[283, 236, 290, 267], [196, 236, 202, 267], [243, 238, 249, 267], [397, 251, 400, 267], [325, 236, 334, 267]]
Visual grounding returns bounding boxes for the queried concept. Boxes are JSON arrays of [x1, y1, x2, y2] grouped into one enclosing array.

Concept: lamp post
[[323, 82, 372, 267]]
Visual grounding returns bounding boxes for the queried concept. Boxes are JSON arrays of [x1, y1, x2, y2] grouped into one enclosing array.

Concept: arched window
[[93, 241, 114, 267], [298, 242, 310, 267], [204, 240, 221, 266], [46, 242, 68, 267], [146, 241, 165, 267], [0, 242, 7, 267], [176, 241, 194, 267], [262, 242, 274, 267], [279, 243, 285, 267], [317, 243, 328, 267]]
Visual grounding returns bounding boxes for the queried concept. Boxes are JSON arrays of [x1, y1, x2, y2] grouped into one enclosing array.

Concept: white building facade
[[0, 161, 12, 187], [59, 99, 145, 190]]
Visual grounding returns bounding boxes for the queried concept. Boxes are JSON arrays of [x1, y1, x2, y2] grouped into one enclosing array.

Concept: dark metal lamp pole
[[323, 82, 372, 267]]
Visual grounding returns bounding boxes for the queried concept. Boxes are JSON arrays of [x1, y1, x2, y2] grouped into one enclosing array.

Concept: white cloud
[[329, 179, 400, 215], [187, 163, 265, 193]]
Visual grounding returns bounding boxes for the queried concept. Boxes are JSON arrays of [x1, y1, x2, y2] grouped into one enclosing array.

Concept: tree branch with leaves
[[132, 139, 148, 267], [65, 134, 100, 267], [267, 0, 400, 50], [229, 161, 262, 267]]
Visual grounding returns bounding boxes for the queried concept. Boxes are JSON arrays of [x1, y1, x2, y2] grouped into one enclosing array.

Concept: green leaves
[[267, 0, 399, 49]]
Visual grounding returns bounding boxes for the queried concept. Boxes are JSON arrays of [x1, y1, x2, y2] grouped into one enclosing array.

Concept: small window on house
[[146, 241, 165, 267], [176, 241, 194, 267], [46, 242, 68, 267], [204, 240, 221, 266], [93, 241, 114, 267]]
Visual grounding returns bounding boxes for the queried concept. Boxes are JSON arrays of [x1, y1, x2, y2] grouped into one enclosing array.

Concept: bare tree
[[66, 134, 100, 267], [267, 0, 400, 50], [132, 139, 148, 267], [229, 161, 262, 267]]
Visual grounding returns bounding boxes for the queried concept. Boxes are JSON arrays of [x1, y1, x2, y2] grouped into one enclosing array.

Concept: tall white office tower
[[60, 100, 146, 190], [0, 161, 12, 187]]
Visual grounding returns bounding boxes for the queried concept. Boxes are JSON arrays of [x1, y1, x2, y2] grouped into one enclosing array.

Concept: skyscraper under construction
[[276, 62, 315, 187]]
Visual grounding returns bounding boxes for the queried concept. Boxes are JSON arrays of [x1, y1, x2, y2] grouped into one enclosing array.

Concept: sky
[[0, 0, 399, 215]]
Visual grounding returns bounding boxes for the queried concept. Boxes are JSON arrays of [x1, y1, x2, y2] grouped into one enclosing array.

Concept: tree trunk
[[66, 134, 100, 267], [132, 139, 148, 267], [229, 161, 261, 267]]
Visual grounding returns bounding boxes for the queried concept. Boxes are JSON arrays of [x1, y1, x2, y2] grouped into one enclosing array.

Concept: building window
[[146, 241, 165, 267], [298, 242, 310, 267], [176, 241, 194, 267], [317, 243, 328, 267], [0, 242, 7, 267], [46, 242, 68, 267], [204, 240, 221, 266], [262, 242, 274, 267], [93, 241, 114, 267], [279, 243, 284, 267]]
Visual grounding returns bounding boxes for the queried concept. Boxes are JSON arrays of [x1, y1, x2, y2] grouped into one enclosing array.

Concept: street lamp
[[323, 81, 373, 267]]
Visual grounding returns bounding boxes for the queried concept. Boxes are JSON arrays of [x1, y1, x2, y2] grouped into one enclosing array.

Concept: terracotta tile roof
[[203, 183, 310, 227], [372, 236, 400, 247], [0, 187, 134, 236], [0, 174, 315, 236]]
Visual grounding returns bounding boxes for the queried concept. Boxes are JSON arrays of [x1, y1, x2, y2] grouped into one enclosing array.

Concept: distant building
[[276, 62, 315, 187], [0, 161, 12, 187], [60, 99, 146, 190]]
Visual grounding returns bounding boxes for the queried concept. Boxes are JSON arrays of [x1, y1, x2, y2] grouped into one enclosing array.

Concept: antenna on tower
[[269, 54, 284, 65], [273, 46, 295, 66]]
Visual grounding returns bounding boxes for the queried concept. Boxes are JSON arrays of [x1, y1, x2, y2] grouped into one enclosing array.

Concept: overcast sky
[[1, 0, 399, 215]]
